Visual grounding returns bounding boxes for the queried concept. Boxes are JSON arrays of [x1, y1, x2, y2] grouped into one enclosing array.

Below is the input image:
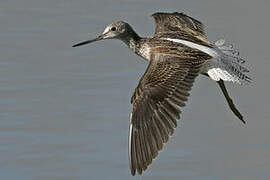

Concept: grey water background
[[0, 0, 269, 179]]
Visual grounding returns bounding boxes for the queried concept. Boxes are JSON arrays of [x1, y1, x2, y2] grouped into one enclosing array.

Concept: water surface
[[0, 0, 269, 180]]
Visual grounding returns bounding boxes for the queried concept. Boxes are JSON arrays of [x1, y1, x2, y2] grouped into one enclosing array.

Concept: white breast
[[137, 43, 151, 60]]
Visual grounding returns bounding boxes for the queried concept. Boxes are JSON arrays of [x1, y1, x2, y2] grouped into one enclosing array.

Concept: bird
[[73, 12, 251, 176]]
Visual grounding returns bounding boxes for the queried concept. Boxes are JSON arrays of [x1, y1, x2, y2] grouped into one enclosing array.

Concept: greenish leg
[[217, 79, 246, 124]]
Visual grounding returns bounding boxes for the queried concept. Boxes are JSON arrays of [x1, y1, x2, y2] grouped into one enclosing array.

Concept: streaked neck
[[122, 31, 141, 52]]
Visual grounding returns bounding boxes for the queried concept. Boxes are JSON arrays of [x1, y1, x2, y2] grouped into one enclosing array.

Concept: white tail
[[207, 39, 252, 84]]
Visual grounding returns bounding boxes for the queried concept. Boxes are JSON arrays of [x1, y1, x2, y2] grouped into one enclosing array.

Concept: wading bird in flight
[[73, 12, 251, 176]]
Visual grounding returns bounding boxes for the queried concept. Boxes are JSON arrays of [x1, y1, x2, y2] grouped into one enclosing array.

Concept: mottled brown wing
[[129, 49, 209, 176], [152, 12, 213, 47]]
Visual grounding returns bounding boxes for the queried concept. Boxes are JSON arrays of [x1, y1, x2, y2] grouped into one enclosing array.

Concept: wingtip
[[151, 11, 186, 16], [130, 168, 136, 176], [151, 11, 172, 16], [151, 12, 159, 17]]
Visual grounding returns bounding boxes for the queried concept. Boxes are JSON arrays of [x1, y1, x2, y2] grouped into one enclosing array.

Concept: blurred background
[[0, 0, 269, 180]]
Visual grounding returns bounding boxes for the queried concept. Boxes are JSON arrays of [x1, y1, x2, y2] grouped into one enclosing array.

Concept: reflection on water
[[0, 0, 270, 180]]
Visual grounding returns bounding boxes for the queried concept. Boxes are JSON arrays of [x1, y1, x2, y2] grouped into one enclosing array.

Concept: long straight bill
[[72, 36, 103, 47]]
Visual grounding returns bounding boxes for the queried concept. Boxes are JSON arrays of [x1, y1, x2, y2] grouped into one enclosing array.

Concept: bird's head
[[72, 21, 134, 47]]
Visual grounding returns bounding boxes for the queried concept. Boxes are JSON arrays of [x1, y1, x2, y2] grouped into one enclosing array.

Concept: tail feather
[[208, 39, 252, 84]]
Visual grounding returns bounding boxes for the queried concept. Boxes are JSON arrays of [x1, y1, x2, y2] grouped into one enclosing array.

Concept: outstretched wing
[[152, 12, 213, 47], [129, 46, 210, 175]]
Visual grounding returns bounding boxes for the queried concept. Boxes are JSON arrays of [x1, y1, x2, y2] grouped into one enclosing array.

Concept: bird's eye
[[110, 27, 116, 31]]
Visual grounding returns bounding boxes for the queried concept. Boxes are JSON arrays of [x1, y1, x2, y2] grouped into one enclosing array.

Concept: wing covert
[[151, 12, 213, 47], [129, 50, 209, 175]]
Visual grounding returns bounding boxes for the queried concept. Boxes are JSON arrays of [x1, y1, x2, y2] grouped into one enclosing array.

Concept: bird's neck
[[121, 32, 150, 61], [122, 31, 141, 53]]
